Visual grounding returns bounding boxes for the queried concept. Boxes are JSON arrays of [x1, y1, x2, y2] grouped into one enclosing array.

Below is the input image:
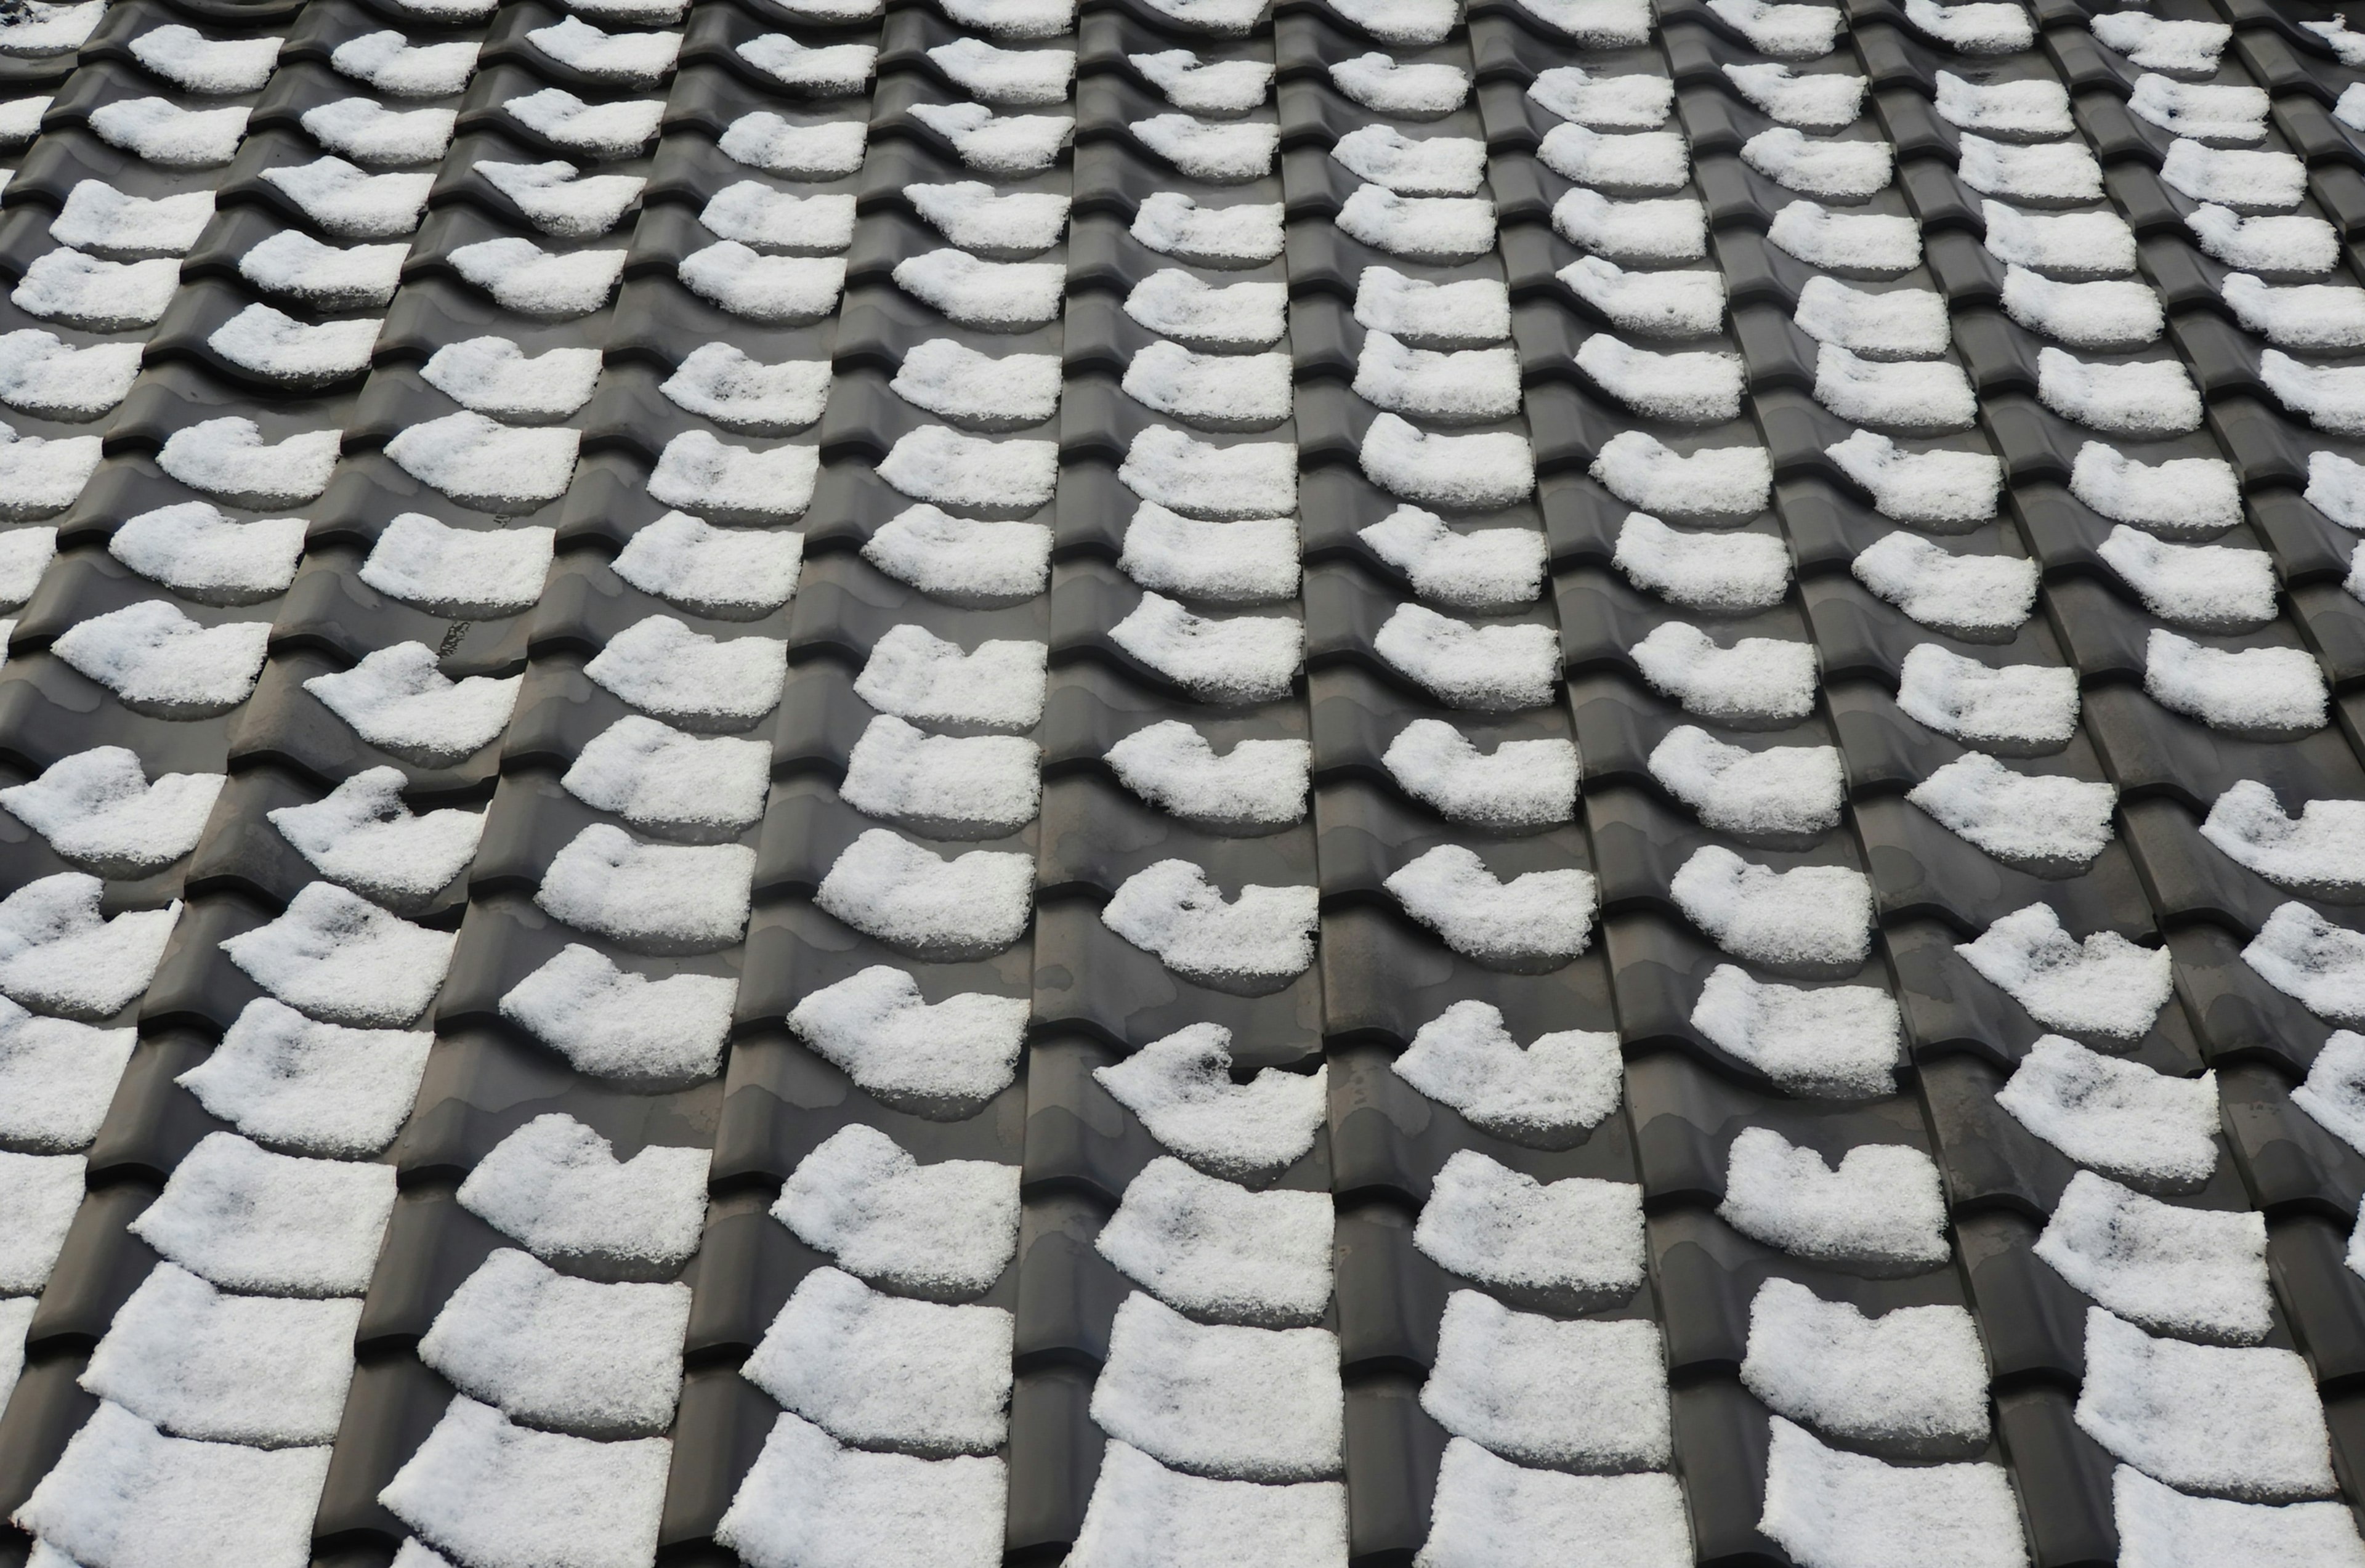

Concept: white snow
[[1413, 1149, 1644, 1304], [1559, 257, 1724, 338], [304, 99, 455, 166], [1101, 859, 1317, 989], [51, 600, 267, 714], [1104, 721, 1309, 829], [1120, 504, 1298, 605], [1707, 0, 1842, 58], [1122, 426, 1297, 519], [661, 342, 829, 433], [2222, 274, 2365, 353], [912, 102, 1074, 175], [1361, 506, 1542, 610], [735, 35, 875, 94], [814, 829, 1032, 960], [1983, 201, 2136, 277], [1759, 1417, 2026, 1568], [1959, 133, 2101, 203], [2162, 140, 2306, 211], [1125, 340, 1291, 427], [894, 339, 1059, 430], [2038, 349, 2201, 437], [0, 1147, 81, 1292], [2070, 443, 2241, 535], [238, 230, 406, 310], [905, 182, 1067, 256], [560, 717, 764, 840], [1121, 272, 1277, 347], [0, 745, 222, 873], [0, 331, 142, 418], [1905, 0, 2030, 52], [1907, 751, 2116, 868], [2186, 204, 2335, 275], [1827, 432, 2002, 527], [1419, 1443, 1688, 1568], [1690, 965, 1902, 1099], [2244, 903, 2365, 1025], [2262, 349, 2365, 437], [646, 431, 817, 520], [88, 98, 248, 168], [855, 623, 1043, 733], [714, 1411, 1005, 1568], [862, 506, 1048, 605], [331, 31, 480, 97], [613, 509, 800, 616], [2130, 75, 2265, 145], [419, 1247, 689, 1436], [304, 641, 521, 762], [1132, 49, 1266, 113], [1385, 844, 1598, 968], [2201, 780, 2365, 897], [1956, 902, 2172, 1040], [1744, 128, 1894, 200], [2034, 1171, 2266, 1344], [1394, 999, 1620, 1140], [1553, 188, 1707, 264], [12, 250, 180, 331], [1671, 846, 1872, 974], [787, 966, 1024, 1117], [472, 161, 642, 240], [2113, 1467, 2365, 1568], [1767, 201, 1921, 273], [1717, 1128, 1949, 1271], [1649, 725, 1842, 838], [1096, 1155, 1332, 1325], [1896, 644, 2080, 752], [1421, 1288, 1669, 1470], [50, 181, 211, 257], [1852, 531, 2036, 634], [156, 416, 339, 505], [1130, 193, 1284, 265], [698, 181, 850, 253], [267, 765, 484, 904], [585, 615, 785, 729], [384, 410, 578, 511], [2145, 629, 2326, 736], [359, 511, 554, 616], [1339, 185, 1498, 261], [130, 25, 280, 93], [1615, 513, 1791, 613], [2000, 1035, 2218, 1188], [0, 872, 177, 1019], [535, 823, 751, 953], [2075, 1309, 2335, 1501], [1094, 1023, 1325, 1178], [1110, 592, 1301, 701], [1816, 346, 1976, 432], [676, 240, 843, 323], [219, 880, 453, 1027], [498, 944, 732, 1086], [876, 424, 1055, 512], [79, 1261, 360, 1446], [1329, 53, 1465, 116], [1529, 67, 1672, 131], [1373, 603, 1557, 712], [841, 714, 1038, 837], [2090, 13, 2228, 76], [1580, 336, 1743, 423], [127, 1131, 396, 1295], [1327, 0, 1455, 42], [1333, 125, 1486, 197], [740, 1266, 1011, 1453], [447, 235, 624, 317], [527, 17, 681, 84], [0, 998, 132, 1152], [1591, 432, 1769, 517], [1935, 71, 2071, 138], [1360, 415, 1534, 510], [2313, 453, 2365, 533], [1793, 277, 1949, 360], [12, 1402, 334, 1568], [176, 997, 429, 1158], [2099, 527, 2275, 631], [0, 422, 97, 514], [378, 1396, 671, 1568], [1740, 1277, 1989, 1452], [1721, 63, 1866, 131], [1354, 333, 1517, 422], [2003, 269, 2161, 352], [1633, 622, 1818, 722], [1090, 1292, 1341, 1481], [505, 87, 663, 156], [719, 112, 866, 179]]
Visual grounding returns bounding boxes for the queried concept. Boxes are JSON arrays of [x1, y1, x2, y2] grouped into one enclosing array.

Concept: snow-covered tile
[[2143, 630, 2327, 735], [2243, 903, 2365, 1024], [506, 87, 663, 157], [777, 1123, 1017, 1299], [220, 880, 453, 1027], [1394, 999, 1619, 1142], [863, 506, 1049, 606], [498, 943, 733, 1086], [331, 31, 481, 96], [742, 1264, 1013, 1453], [304, 100, 457, 166], [1741, 1277, 1989, 1455], [562, 714, 769, 838], [1614, 513, 1790, 613], [2076, 1309, 2334, 1501], [1691, 966, 1902, 1099], [0, 871, 177, 1020], [177, 998, 429, 1157], [786, 965, 1025, 1118], [1421, 1289, 1668, 1470], [1330, 51, 1463, 115], [1956, 903, 2170, 1040], [421, 337, 602, 420], [267, 766, 482, 907], [1091, 1291, 1341, 1481], [127, 1132, 395, 1295], [854, 623, 1044, 733], [1907, 753, 2115, 870], [1413, 1149, 1644, 1306], [1935, 71, 2071, 137], [680, 240, 844, 321], [814, 829, 1032, 960], [52, 600, 267, 715], [913, 101, 1073, 173], [419, 1247, 688, 1437], [238, 230, 408, 310], [89, 98, 249, 168], [1999, 1037, 2218, 1189], [1120, 504, 1298, 605], [1721, 62, 1864, 130], [1672, 846, 1872, 974], [1896, 645, 2079, 753], [0, 1148, 85, 1292], [2036, 1171, 2268, 1344], [0, 998, 133, 1151], [1101, 859, 1317, 991], [384, 411, 580, 508], [1717, 1127, 1949, 1273], [2202, 780, 2365, 898], [1385, 844, 1598, 967], [1094, 1023, 1325, 1178], [1759, 1416, 2026, 1568], [305, 642, 521, 762], [660, 344, 830, 433], [1983, 201, 2136, 277], [934, 36, 1075, 105], [1382, 719, 1572, 830], [1649, 726, 1842, 838], [1529, 66, 1671, 129], [1419, 1441, 1689, 1568], [1122, 426, 1297, 518], [584, 615, 786, 729], [379, 1396, 670, 1568], [1591, 432, 1769, 517], [458, 1113, 706, 1274], [1852, 532, 2036, 636], [1373, 604, 1557, 710], [130, 25, 281, 92], [0, 746, 222, 875], [1098, 1156, 1332, 1325], [536, 823, 751, 953], [716, 1411, 1005, 1568], [1110, 592, 1301, 701]]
